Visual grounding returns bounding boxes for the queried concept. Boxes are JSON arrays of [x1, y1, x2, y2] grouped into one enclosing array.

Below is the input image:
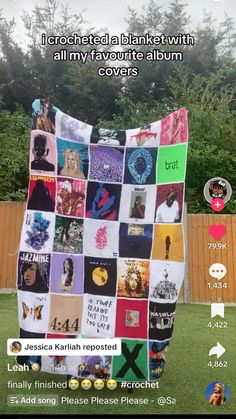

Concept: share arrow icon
[[209, 342, 226, 359]]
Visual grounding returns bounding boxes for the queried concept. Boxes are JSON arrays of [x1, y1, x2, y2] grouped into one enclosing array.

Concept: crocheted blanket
[[17, 99, 188, 382]]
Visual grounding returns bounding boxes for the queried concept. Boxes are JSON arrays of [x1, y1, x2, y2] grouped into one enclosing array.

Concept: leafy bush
[[0, 109, 30, 201]]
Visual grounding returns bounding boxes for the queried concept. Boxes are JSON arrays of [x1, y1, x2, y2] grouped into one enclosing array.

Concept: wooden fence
[[0, 202, 235, 303], [0, 202, 26, 290], [187, 214, 236, 303]]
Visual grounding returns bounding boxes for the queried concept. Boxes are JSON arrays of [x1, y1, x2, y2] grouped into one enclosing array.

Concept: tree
[[60, 61, 123, 125], [0, 0, 236, 211], [162, 0, 189, 35], [124, 0, 236, 105], [0, 11, 36, 112], [0, 0, 123, 122], [124, 0, 191, 102], [0, 109, 30, 201], [99, 67, 236, 213]]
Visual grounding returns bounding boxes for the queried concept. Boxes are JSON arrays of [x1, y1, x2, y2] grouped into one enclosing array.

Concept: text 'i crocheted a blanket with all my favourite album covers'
[[16, 99, 188, 382]]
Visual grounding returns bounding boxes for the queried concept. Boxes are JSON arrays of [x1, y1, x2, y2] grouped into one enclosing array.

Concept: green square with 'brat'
[[112, 339, 148, 382], [157, 144, 187, 184]]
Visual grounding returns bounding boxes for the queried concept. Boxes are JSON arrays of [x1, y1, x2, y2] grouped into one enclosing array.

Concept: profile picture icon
[[205, 382, 230, 406], [203, 177, 232, 204], [10, 341, 22, 353]]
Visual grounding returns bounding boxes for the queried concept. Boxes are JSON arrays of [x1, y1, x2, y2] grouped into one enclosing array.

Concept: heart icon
[[209, 224, 227, 241]]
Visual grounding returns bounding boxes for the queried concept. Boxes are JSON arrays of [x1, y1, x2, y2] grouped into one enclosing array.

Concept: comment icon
[[209, 263, 227, 281]]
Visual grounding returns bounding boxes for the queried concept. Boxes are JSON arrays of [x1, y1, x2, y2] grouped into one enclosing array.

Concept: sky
[[1, 0, 236, 46]]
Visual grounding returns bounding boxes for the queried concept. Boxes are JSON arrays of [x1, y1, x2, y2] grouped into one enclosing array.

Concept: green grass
[[1, 295, 236, 415]]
